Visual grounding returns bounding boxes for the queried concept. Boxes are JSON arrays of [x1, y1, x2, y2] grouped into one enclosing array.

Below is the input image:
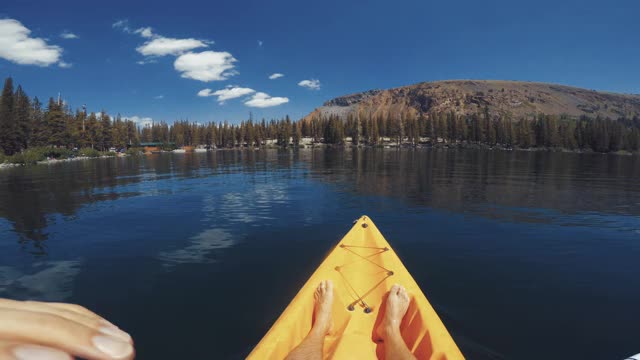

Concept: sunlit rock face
[[304, 80, 640, 121]]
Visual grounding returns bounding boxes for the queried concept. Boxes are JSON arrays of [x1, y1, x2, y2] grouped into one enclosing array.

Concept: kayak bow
[[248, 216, 464, 359]]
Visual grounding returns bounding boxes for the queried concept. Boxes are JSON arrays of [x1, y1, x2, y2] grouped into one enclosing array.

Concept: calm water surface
[[0, 149, 639, 359]]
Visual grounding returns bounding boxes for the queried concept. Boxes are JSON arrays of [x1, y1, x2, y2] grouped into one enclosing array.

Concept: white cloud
[[197, 89, 213, 97], [58, 61, 72, 69], [137, 37, 208, 57], [213, 87, 255, 102], [244, 92, 289, 108], [112, 19, 130, 32], [134, 27, 153, 38], [0, 19, 64, 67], [116, 22, 237, 83], [174, 51, 237, 82], [154, 95, 164, 99], [298, 79, 321, 90], [136, 58, 157, 65], [115, 21, 207, 57], [198, 86, 255, 104], [269, 73, 284, 80], [60, 31, 78, 40], [124, 115, 153, 127]]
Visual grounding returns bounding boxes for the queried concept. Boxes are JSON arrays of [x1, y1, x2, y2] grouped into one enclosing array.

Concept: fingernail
[[13, 345, 70, 360], [100, 325, 132, 342], [92, 335, 133, 359]]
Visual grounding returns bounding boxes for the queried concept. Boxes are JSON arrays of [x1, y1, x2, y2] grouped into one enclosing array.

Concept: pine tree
[[14, 85, 31, 151], [487, 118, 497, 145], [75, 109, 88, 148], [325, 115, 344, 144], [352, 113, 362, 145], [112, 114, 127, 149], [457, 115, 468, 142], [627, 128, 640, 151], [447, 111, 456, 142], [30, 97, 46, 147], [471, 113, 482, 142], [545, 115, 560, 147], [44, 97, 68, 148], [86, 112, 99, 148], [370, 115, 379, 145], [126, 120, 139, 146], [0, 77, 18, 155], [293, 121, 302, 146], [517, 118, 532, 148]]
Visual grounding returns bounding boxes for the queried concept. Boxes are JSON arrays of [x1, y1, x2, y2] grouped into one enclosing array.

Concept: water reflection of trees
[[1, 149, 639, 255], [0, 158, 145, 254], [0, 151, 297, 255], [308, 148, 640, 217]]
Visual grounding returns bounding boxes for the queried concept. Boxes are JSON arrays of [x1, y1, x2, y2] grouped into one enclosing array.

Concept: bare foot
[[311, 280, 334, 336], [377, 284, 410, 340]]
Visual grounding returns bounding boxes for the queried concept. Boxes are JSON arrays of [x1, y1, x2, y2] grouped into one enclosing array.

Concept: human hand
[[0, 298, 134, 359]]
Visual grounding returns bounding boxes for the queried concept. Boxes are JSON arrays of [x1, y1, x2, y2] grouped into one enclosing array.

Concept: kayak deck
[[248, 216, 464, 359]]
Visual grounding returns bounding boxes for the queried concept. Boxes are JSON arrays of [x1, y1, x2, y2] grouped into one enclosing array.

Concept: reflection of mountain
[[307, 148, 640, 218], [0, 261, 81, 301]]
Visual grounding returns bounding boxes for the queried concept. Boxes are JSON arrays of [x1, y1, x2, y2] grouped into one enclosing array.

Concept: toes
[[326, 280, 334, 294], [396, 285, 404, 296], [391, 284, 400, 295]]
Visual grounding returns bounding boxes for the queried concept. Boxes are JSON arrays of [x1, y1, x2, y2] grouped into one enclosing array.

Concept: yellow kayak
[[248, 216, 464, 359]]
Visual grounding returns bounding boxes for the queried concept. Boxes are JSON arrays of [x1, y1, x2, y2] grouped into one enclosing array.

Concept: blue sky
[[1, 0, 638, 125]]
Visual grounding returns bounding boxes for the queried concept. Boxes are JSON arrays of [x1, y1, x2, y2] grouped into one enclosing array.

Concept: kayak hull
[[248, 216, 464, 359]]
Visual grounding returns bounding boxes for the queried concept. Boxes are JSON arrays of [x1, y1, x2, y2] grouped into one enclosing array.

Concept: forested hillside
[[1, 77, 640, 159], [303, 80, 640, 152]]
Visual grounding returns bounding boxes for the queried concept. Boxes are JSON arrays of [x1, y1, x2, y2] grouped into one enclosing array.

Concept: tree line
[[304, 108, 640, 152], [1, 76, 640, 156], [0, 77, 139, 155]]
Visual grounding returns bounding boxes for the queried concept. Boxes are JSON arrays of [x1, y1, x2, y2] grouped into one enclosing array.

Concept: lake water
[[0, 148, 639, 360]]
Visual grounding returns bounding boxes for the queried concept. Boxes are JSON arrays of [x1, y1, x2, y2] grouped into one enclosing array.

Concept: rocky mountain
[[304, 80, 640, 121]]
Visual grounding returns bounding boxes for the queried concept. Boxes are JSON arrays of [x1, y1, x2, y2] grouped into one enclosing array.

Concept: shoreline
[[0, 154, 120, 170], [1, 144, 636, 171]]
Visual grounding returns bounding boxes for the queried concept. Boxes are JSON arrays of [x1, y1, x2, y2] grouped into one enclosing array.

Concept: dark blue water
[[0, 149, 639, 359]]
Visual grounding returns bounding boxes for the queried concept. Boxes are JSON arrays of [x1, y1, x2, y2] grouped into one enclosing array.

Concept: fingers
[[46, 302, 106, 320], [0, 307, 134, 360], [0, 299, 130, 342], [0, 340, 72, 360]]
